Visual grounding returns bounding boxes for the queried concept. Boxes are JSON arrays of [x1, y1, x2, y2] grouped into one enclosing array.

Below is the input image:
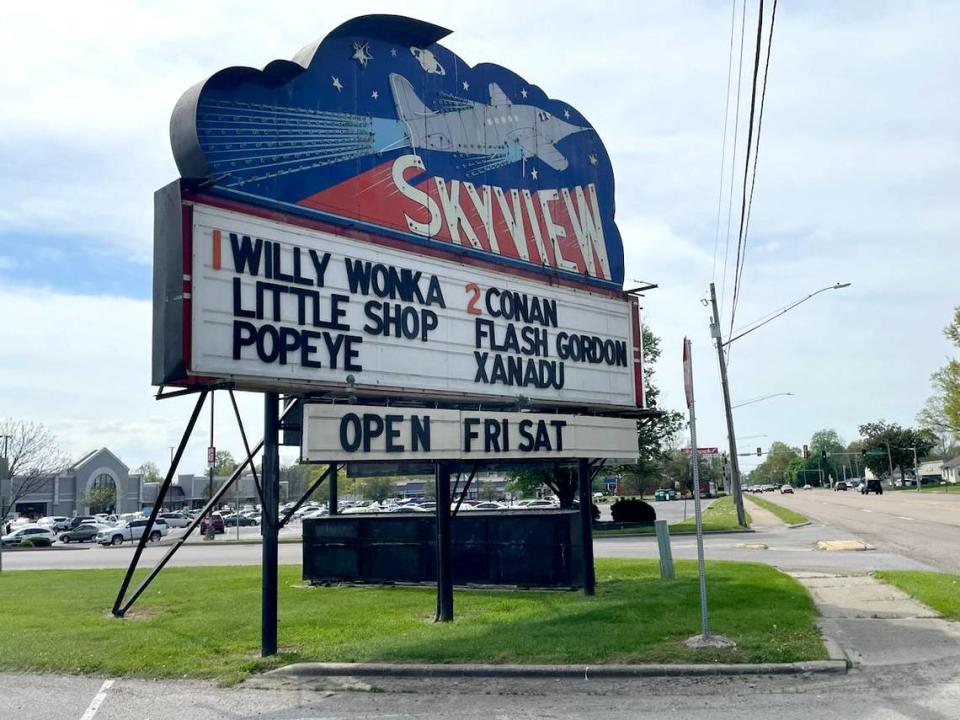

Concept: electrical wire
[[712, 0, 739, 283], [719, 0, 749, 321], [728, 0, 766, 345], [736, 0, 778, 302]]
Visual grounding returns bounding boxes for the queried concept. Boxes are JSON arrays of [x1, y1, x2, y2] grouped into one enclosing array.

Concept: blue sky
[[1, 0, 958, 473]]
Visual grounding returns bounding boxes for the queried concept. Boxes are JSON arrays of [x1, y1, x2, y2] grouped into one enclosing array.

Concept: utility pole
[[913, 447, 920, 493], [708, 283, 747, 527], [884, 440, 895, 482]]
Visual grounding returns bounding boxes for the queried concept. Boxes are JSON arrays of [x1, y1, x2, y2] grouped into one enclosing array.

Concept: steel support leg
[[328, 465, 338, 516], [261, 392, 280, 656], [279, 463, 336, 528], [435, 462, 453, 622], [112, 391, 207, 616], [578, 457, 596, 596]]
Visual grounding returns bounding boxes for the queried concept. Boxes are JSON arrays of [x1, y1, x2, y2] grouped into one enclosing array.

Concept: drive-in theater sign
[[121, 15, 651, 653]]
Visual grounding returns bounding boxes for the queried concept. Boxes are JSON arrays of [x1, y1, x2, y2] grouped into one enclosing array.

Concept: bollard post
[[655, 519, 675, 579]]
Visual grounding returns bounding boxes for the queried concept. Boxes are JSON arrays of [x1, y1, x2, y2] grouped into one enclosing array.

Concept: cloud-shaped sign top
[[170, 15, 624, 288]]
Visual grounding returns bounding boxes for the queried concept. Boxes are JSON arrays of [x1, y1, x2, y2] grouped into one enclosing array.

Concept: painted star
[[589, 153, 598, 166], [462, 80, 470, 91], [530, 168, 538, 181], [352, 41, 373, 68], [520, 88, 528, 98], [563, 109, 571, 119], [390, 48, 398, 56], [332, 76, 343, 91], [371, 90, 379, 100]]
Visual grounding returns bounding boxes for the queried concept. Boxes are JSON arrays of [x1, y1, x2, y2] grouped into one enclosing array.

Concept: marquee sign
[[169, 14, 624, 291], [301, 405, 638, 462], [154, 14, 645, 411], [153, 199, 641, 409]]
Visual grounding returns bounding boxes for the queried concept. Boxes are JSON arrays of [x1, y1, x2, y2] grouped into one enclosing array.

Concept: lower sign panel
[[301, 405, 637, 462]]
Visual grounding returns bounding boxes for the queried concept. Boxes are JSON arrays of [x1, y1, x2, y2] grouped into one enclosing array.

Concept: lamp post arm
[[722, 283, 849, 347]]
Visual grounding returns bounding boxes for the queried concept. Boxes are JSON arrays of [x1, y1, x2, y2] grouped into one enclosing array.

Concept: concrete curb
[[788, 521, 812, 528], [265, 660, 847, 680], [593, 528, 755, 538]]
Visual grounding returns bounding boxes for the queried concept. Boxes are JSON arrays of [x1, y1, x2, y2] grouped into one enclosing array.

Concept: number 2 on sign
[[465, 283, 482, 315]]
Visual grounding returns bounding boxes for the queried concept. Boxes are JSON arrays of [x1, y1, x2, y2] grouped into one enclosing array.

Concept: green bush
[[21, 536, 53, 548], [610, 498, 656, 523]]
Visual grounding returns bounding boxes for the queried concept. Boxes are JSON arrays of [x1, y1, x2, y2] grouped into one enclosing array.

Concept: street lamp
[[732, 392, 795, 410], [723, 283, 852, 347], [708, 281, 851, 527]]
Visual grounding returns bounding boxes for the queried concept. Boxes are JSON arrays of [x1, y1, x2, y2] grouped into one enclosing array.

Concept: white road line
[[896, 516, 914, 521], [79, 679, 114, 720], [861, 509, 873, 513]]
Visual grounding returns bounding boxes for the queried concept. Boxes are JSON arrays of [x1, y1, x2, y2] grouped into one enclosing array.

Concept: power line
[[712, 0, 739, 283], [728, 0, 767, 346], [736, 0, 778, 302], [719, 0, 749, 322]]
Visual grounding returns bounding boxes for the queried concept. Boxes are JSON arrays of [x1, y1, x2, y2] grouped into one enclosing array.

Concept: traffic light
[[861, 448, 867, 457], [821, 449, 828, 461], [756, 447, 762, 456], [802, 445, 809, 459]]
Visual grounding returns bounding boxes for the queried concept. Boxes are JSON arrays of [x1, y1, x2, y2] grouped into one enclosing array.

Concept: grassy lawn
[[670, 495, 751, 532], [874, 571, 960, 620], [0, 559, 823, 682], [745, 494, 809, 525]]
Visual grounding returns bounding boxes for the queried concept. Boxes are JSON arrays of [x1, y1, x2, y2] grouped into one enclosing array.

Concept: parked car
[[159, 512, 190, 528], [802, 484, 813, 490], [200, 514, 225, 534], [70, 515, 99, 529], [96, 519, 168, 546], [38, 516, 71, 532], [654, 488, 678, 501], [59, 523, 106, 543], [1, 525, 58, 546], [464, 501, 506, 511], [780, 484, 794, 494], [834, 481, 848, 491], [860, 479, 884, 495], [224, 513, 259, 526]]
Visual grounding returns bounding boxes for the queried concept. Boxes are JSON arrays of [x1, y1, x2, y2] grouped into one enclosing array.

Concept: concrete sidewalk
[[791, 572, 960, 667]]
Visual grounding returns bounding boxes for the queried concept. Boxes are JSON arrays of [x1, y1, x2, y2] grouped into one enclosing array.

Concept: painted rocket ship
[[389, 73, 588, 171]]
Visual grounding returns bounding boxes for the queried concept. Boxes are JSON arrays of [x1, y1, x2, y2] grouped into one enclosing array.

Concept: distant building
[[917, 460, 945, 484], [943, 456, 960, 484], [142, 473, 288, 511], [4, 448, 141, 519]]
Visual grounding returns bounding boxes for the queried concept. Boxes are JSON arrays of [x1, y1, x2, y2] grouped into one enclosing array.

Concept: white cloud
[[0, 1, 958, 463]]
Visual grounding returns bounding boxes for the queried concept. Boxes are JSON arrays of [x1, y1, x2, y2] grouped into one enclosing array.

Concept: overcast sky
[[1, 1, 957, 475]]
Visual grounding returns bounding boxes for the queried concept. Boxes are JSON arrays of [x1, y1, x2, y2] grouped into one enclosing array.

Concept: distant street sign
[[681, 447, 719, 456]]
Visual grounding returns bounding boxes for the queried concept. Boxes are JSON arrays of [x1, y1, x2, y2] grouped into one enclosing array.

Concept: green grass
[[0, 559, 823, 682], [887, 483, 957, 493], [874, 571, 960, 620], [744, 494, 809, 525], [670, 495, 751, 532]]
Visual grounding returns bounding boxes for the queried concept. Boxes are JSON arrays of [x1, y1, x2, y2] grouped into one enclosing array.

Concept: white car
[[1, 525, 58, 546], [96, 519, 169, 546], [38, 516, 71, 531], [158, 512, 190, 528]]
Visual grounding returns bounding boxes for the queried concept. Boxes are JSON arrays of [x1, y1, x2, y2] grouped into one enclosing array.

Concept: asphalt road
[[766, 488, 960, 573], [4, 662, 960, 720]]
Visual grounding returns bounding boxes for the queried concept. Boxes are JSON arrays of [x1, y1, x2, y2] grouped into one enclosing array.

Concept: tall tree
[[858, 420, 937, 483], [747, 441, 800, 486], [923, 306, 960, 440], [213, 450, 237, 477], [135, 462, 162, 484], [0, 420, 68, 521]]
